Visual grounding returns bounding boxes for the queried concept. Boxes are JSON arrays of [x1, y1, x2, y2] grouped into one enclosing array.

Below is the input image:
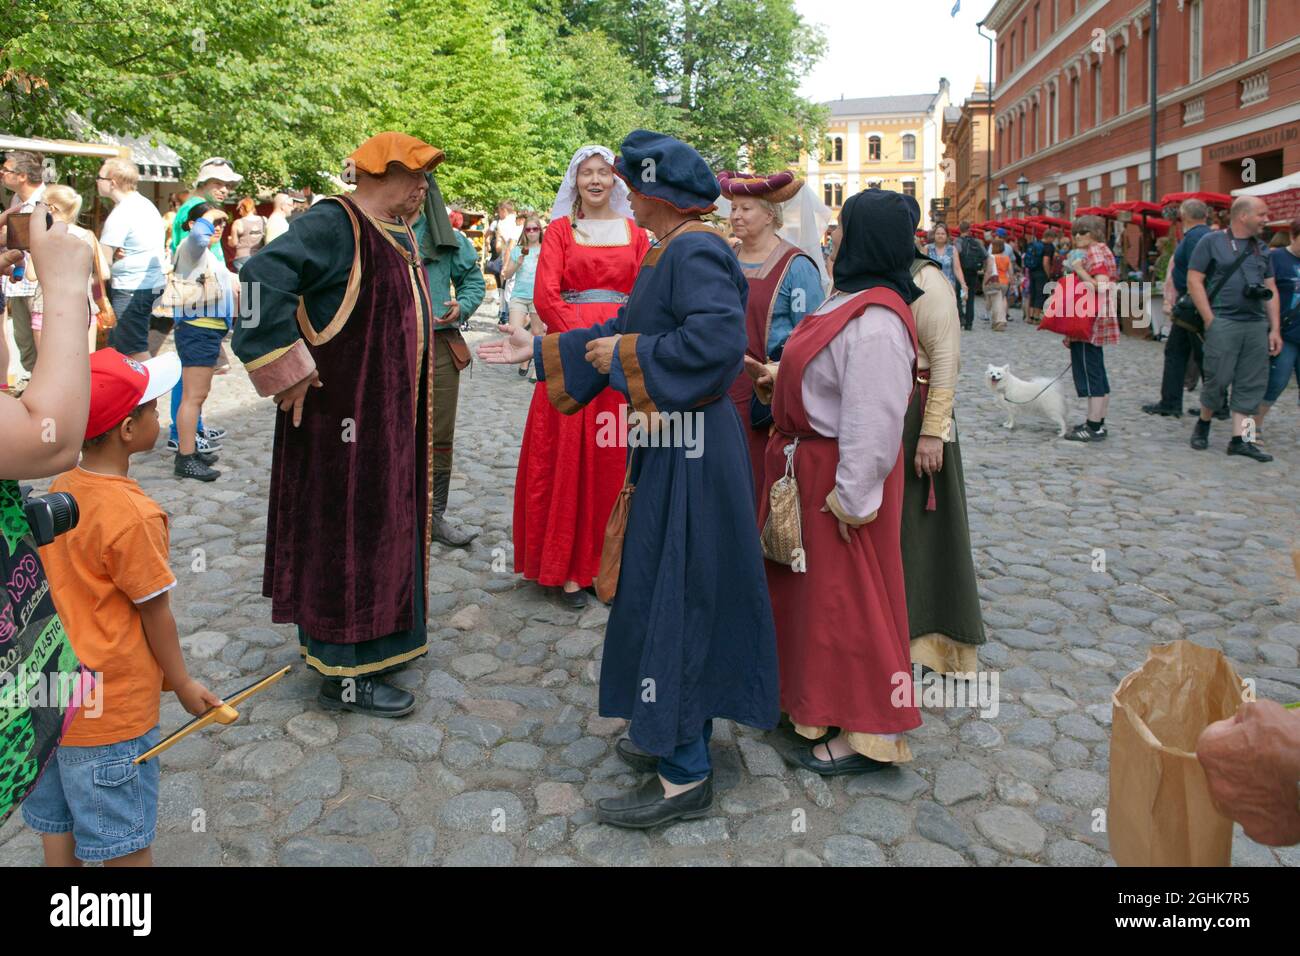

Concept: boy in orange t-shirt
[[24, 349, 221, 866]]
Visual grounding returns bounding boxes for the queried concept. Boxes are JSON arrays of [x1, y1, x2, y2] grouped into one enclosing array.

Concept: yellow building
[[803, 79, 952, 225]]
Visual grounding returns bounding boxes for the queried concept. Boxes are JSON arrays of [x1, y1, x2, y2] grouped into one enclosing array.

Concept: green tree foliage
[[2, 0, 824, 206]]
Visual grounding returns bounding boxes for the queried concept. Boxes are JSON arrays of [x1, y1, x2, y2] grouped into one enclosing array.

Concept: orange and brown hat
[[717, 170, 803, 204], [348, 132, 444, 176]]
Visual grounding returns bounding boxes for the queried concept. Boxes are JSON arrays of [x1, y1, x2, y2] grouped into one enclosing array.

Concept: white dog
[[985, 364, 1068, 437]]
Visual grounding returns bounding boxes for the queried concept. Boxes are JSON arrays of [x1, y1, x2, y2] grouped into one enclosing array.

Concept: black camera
[[1243, 283, 1274, 301], [20, 488, 79, 546]]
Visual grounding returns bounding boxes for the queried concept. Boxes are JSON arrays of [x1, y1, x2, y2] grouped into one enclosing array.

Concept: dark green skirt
[[900, 390, 986, 648]]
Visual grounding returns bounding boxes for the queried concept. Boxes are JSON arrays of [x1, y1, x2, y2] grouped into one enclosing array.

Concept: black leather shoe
[[595, 774, 713, 829], [1227, 439, 1273, 462], [615, 737, 660, 773], [794, 742, 892, 776], [1141, 403, 1181, 417], [558, 587, 588, 608], [174, 452, 220, 481], [317, 676, 415, 718], [1190, 419, 1210, 450]]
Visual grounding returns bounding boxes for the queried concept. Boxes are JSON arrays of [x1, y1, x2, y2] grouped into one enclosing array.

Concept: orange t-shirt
[[990, 254, 1011, 286], [38, 468, 174, 746]]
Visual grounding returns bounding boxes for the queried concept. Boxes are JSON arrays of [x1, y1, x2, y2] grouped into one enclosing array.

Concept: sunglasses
[[211, 218, 229, 227], [525, 227, 541, 233]]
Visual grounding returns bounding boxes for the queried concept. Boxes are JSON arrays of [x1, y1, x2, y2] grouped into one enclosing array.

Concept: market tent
[[1231, 172, 1300, 226], [1158, 190, 1232, 209]]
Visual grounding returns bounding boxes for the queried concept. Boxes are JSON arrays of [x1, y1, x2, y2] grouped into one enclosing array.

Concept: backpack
[[1023, 240, 1045, 272], [958, 235, 986, 274]]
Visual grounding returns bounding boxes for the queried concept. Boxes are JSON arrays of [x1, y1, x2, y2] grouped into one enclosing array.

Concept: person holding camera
[[1186, 196, 1282, 461], [0, 205, 91, 826]]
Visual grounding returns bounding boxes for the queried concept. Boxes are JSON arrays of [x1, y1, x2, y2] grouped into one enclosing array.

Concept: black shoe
[[1190, 419, 1210, 450], [793, 741, 892, 777], [317, 676, 415, 718], [174, 452, 220, 481], [1141, 403, 1181, 417], [1063, 424, 1106, 442], [195, 449, 219, 465], [595, 774, 713, 829], [1227, 439, 1273, 462], [558, 587, 587, 608], [1214, 407, 1230, 421], [615, 737, 660, 774]]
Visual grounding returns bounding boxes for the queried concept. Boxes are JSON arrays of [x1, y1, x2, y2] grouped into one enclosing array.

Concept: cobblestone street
[[4, 306, 1299, 867]]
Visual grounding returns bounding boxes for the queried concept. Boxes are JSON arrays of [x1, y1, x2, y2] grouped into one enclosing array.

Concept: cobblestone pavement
[[3, 303, 1298, 867]]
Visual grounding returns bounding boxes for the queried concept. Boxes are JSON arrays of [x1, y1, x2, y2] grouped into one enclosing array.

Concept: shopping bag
[[1039, 274, 1094, 340], [1108, 640, 1243, 867]]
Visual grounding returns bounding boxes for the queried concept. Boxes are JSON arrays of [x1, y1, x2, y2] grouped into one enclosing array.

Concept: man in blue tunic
[[479, 130, 779, 828]]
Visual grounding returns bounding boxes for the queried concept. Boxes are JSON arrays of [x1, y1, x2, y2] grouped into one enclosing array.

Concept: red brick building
[[982, 0, 1300, 221]]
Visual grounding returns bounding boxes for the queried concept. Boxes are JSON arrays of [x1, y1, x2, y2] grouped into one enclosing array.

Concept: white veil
[[715, 183, 833, 293], [548, 145, 634, 223]]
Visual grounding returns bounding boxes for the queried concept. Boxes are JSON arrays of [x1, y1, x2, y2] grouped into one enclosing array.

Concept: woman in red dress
[[514, 145, 649, 607]]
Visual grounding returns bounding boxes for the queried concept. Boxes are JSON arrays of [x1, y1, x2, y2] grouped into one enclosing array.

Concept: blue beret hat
[[614, 129, 720, 214]]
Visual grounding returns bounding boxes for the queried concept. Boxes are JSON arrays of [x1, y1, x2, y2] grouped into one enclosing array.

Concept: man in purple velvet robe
[[233, 132, 444, 717]]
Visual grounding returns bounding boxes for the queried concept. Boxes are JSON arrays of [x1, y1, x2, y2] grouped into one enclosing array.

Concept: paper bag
[[1108, 640, 1243, 867]]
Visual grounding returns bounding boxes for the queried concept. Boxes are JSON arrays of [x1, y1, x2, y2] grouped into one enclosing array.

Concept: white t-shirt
[[100, 191, 167, 291], [496, 217, 523, 245], [265, 211, 290, 244]]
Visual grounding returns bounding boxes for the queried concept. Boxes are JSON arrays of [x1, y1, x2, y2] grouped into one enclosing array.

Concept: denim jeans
[[658, 719, 714, 785], [1264, 338, 1300, 404]]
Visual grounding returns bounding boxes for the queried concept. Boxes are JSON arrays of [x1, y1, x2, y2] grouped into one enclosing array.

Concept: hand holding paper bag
[[1197, 700, 1300, 848]]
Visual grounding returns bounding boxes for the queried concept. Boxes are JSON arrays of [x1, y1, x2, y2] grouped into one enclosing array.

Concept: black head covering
[[832, 188, 924, 303]]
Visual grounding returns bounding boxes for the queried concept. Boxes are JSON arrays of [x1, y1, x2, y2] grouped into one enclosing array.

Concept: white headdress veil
[[715, 184, 834, 294], [548, 145, 634, 223]]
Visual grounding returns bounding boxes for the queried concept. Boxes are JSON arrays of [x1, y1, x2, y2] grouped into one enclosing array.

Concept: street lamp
[[998, 180, 1008, 214], [1017, 175, 1029, 219]]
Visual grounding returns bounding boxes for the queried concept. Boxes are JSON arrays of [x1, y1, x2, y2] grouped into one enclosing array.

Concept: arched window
[[834, 183, 844, 206], [868, 136, 882, 161], [823, 136, 843, 162], [823, 183, 833, 206], [901, 134, 916, 161]]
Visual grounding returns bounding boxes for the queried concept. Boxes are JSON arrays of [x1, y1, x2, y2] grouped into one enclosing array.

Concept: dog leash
[[998, 363, 1073, 405]]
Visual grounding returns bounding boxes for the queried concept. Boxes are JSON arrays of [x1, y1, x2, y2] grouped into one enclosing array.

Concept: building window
[[1049, 87, 1058, 144], [1113, 184, 1127, 204], [1091, 63, 1102, 126], [1032, 103, 1040, 152], [901, 134, 916, 161], [1089, 189, 1101, 207], [824, 136, 843, 162], [1052, 0, 1059, 29], [1139, 179, 1151, 201], [903, 181, 916, 199], [1248, 0, 1266, 56], [1183, 170, 1201, 191], [1021, 18, 1027, 61], [1069, 195, 1079, 216], [1117, 48, 1127, 114], [868, 135, 882, 161], [1189, 0, 1203, 82], [834, 183, 843, 206], [1034, 4, 1040, 47], [823, 184, 833, 206], [1019, 115, 1025, 159], [1071, 76, 1080, 136]]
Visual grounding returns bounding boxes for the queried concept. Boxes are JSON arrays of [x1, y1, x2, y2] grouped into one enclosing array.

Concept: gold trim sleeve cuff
[[246, 340, 317, 397], [826, 487, 875, 527], [542, 333, 582, 415], [619, 333, 660, 417], [921, 386, 956, 441]]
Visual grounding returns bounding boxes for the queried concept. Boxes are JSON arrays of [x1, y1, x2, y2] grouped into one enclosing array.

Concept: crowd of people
[[1, 127, 1297, 865]]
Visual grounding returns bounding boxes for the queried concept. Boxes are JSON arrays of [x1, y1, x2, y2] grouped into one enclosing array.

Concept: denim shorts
[[108, 287, 163, 355], [174, 321, 227, 367], [21, 726, 161, 862]]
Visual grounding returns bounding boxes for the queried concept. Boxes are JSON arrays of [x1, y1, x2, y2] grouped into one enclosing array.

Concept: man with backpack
[[1023, 231, 1050, 324], [956, 220, 986, 330]]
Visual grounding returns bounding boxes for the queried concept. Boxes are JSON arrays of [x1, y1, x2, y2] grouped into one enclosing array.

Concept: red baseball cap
[[85, 349, 182, 440]]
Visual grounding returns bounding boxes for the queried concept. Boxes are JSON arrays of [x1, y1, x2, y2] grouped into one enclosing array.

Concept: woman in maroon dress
[[718, 171, 827, 504], [758, 188, 923, 774], [513, 145, 650, 607]]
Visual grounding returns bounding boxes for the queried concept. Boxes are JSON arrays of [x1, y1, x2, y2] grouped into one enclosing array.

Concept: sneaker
[[167, 434, 222, 454], [174, 452, 220, 481], [1227, 439, 1273, 462], [202, 426, 227, 442], [1064, 424, 1106, 442]]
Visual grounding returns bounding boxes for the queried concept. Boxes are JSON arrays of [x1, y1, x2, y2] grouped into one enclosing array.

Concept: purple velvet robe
[[235, 196, 435, 645]]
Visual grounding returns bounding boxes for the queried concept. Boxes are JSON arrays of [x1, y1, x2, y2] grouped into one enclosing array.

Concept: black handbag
[[1171, 242, 1253, 335]]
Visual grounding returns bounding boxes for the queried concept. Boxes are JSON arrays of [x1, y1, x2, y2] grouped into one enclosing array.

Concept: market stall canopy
[[1111, 200, 1163, 216], [66, 115, 183, 182], [1232, 171, 1300, 225], [1158, 190, 1233, 209], [1075, 206, 1116, 218]]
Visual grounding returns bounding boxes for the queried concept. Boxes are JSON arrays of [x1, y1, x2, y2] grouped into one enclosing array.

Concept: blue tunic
[[534, 224, 780, 756]]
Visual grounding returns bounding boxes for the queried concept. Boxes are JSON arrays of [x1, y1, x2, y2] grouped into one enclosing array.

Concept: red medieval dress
[[760, 288, 922, 761], [513, 216, 650, 587]]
